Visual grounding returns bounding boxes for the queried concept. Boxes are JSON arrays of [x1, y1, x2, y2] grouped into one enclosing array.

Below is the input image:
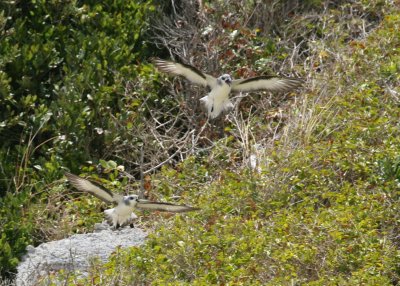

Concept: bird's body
[[104, 197, 139, 228], [200, 77, 233, 119], [154, 59, 303, 119], [65, 172, 199, 229]]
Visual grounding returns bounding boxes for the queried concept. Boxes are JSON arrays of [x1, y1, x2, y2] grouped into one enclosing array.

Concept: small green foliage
[[0, 0, 157, 276], [49, 2, 400, 284], [0, 190, 34, 276], [2, 0, 400, 284]]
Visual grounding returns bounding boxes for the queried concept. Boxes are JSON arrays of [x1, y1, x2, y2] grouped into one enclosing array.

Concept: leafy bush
[[1, 0, 400, 284], [46, 1, 400, 285], [0, 0, 158, 277], [0, 191, 34, 276]]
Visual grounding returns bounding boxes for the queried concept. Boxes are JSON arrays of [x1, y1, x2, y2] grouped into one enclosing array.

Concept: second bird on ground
[[65, 172, 199, 229], [154, 58, 303, 119]]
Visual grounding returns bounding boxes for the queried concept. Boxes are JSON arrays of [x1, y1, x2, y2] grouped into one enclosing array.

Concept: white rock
[[16, 226, 147, 286]]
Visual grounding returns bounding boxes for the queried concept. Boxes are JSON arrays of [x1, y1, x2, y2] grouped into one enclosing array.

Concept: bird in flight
[[65, 172, 199, 229], [153, 58, 303, 119]]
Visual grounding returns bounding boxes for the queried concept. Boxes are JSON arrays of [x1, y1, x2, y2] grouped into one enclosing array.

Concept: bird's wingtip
[[64, 171, 76, 179]]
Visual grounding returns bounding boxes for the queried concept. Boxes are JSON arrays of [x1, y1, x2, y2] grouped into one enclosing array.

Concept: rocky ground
[[16, 223, 146, 286]]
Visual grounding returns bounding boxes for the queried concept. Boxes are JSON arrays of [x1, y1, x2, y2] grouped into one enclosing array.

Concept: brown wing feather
[[136, 200, 200, 213], [232, 76, 303, 92], [153, 58, 217, 88], [65, 172, 121, 204]]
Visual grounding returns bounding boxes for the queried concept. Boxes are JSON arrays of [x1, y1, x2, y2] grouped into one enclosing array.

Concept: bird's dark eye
[[129, 196, 135, 200]]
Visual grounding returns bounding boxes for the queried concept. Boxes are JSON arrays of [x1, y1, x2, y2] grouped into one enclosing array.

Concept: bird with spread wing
[[65, 172, 199, 229], [153, 58, 303, 119]]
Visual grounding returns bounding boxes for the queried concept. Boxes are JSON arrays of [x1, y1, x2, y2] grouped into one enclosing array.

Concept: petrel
[[153, 58, 303, 119], [65, 172, 199, 229]]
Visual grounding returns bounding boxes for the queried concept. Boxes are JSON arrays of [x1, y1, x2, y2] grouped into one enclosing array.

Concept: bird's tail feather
[[200, 96, 233, 119], [104, 208, 137, 228]]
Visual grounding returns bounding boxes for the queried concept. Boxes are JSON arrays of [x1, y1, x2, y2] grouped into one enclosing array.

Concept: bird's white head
[[218, 74, 232, 85], [123, 194, 139, 207]]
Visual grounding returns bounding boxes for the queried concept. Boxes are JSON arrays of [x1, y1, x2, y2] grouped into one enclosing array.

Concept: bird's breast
[[209, 84, 231, 100], [115, 202, 135, 216]]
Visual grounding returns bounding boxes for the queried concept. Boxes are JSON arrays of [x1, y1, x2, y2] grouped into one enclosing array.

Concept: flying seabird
[[153, 58, 303, 119], [65, 172, 199, 229]]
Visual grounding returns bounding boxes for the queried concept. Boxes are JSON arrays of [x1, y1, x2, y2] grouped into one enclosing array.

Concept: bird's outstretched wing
[[232, 76, 303, 92], [65, 172, 122, 204], [136, 199, 200, 213], [153, 58, 217, 88]]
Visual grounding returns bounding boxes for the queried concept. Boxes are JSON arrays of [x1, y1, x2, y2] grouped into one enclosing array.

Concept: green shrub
[[48, 2, 400, 284], [0, 191, 34, 276], [0, 0, 157, 276]]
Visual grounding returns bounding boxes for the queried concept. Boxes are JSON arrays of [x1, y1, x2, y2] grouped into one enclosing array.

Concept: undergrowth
[[46, 2, 400, 285]]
